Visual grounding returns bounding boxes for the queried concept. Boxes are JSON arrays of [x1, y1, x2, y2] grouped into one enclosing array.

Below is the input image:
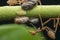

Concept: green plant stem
[[0, 5, 60, 21]]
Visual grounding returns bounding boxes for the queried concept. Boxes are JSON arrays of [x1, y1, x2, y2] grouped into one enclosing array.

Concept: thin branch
[[30, 23, 37, 31]]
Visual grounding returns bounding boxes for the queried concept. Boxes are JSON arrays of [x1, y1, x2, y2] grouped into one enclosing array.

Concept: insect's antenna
[[53, 18, 56, 28], [30, 23, 37, 31], [55, 16, 59, 33]]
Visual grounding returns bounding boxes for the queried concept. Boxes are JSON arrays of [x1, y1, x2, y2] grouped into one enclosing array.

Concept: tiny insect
[[7, 0, 41, 9], [36, 26, 56, 40], [21, 0, 41, 10], [15, 16, 39, 24], [15, 16, 29, 24], [29, 14, 56, 40], [30, 24, 56, 40]]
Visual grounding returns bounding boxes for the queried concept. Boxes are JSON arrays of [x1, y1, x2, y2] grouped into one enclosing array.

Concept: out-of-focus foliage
[[0, 24, 46, 40]]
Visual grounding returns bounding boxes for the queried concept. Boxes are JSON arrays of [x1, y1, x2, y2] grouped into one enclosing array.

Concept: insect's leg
[[55, 16, 59, 33], [43, 18, 52, 25], [30, 23, 37, 31], [45, 27, 49, 32], [39, 15, 52, 28], [53, 18, 56, 28], [38, 0, 42, 5], [49, 18, 56, 28], [39, 14, 43, 28]]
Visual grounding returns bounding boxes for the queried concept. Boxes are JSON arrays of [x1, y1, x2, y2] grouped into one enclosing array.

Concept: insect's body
[[47, 30, 55, 40], [46, 27, 56, 40], [15, 17, 29, 24], [21, 0, 41, 10]]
